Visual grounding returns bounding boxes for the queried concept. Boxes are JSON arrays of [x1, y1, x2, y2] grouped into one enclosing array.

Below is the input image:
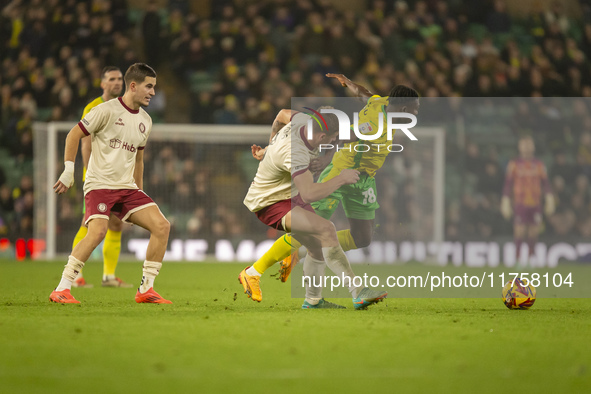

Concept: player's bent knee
[[321, 220, 336, 234], [354, 235, 372, 248], [316, 220, 337, 242], [153, 218, 170, 239], [87, 228, 107, 246]]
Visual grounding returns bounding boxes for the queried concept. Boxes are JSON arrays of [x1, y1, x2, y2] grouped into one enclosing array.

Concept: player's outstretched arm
[[53, 124, 86, 194], [326, 73, 373, 99], [540, 163, 555, 216], [251, 109, 291, 161], [500, 196, 512, 219], [294, 169, 359, 204], [545, 194, 555, 216], [270, 109, 292, 144]]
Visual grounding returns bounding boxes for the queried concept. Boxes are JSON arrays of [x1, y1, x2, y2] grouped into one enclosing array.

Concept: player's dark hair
[[320, 112, 339, 135], [101, 66, 120, 79], [124, 63, 157, 87], [388, 85, 419, 107], [312, 106, 339, 135]]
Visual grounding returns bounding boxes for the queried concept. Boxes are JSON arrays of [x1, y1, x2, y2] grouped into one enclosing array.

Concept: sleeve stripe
[[78, 121, 90, 136], [291, 167, 308, 179], [138, 146, 145, 150]]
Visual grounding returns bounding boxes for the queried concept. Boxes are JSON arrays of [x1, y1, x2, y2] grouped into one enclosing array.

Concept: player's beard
[[108, 87, 122, 99]]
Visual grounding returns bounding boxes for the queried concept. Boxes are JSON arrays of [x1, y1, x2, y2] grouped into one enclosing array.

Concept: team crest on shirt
[[358, 122, 373, 134], [97, 203, 107, 213], [109, 138, 122, 149], [139, 122, 145, 133]]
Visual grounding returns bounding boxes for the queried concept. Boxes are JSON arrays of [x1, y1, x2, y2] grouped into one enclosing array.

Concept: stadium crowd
[[2, 0, 591, 251]]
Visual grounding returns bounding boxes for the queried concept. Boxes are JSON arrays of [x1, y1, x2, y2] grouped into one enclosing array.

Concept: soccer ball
[[502, 278, 536, 310]]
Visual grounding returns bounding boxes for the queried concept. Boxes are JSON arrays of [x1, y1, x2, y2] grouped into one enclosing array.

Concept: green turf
[[0, 260, 590, 394]]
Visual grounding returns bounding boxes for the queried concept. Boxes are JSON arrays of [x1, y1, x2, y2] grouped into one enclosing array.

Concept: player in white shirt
[[70, 66, 129, 289], [50, 63, 172, 304], [239, 109, 388, 309]]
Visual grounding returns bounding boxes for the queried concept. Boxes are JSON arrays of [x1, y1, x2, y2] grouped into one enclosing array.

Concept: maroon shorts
[[84, 189, 156, 225], [514, 205, 542, 225], [255, 195, 315, 231]]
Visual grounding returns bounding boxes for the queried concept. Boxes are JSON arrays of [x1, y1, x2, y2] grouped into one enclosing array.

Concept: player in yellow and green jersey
[[71, 66, 132, 288], [246, 74, 419, 306], [311, 74, 419, 241]]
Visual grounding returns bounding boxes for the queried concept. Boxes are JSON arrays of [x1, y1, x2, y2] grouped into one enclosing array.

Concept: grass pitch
[[0, 259, 589, 394]]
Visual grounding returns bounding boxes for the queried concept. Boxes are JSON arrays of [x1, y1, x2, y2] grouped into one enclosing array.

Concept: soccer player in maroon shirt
[[501, 135, 555, 264]]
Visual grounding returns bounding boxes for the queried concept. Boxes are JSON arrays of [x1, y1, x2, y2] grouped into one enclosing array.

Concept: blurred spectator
[[577, 132, 591, 179], [142, 1, 162, 66], [465, 143, 486, 178], [0, 184, 14, 214], [548, 208, 577, 236], [551, 151, 577, 185], [487, 0, 511, 33], [478, 160, 504, 196], [2, 0, 591, 245], [551, 175, 570, 210], [544, 1, 571, 35]]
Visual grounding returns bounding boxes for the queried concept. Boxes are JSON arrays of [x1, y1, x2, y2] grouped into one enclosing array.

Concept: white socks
[[303, 254, 325, 304], [321, 246, 362, 298], [56, 255, 85, 291], [246, 266, 262, 277], [139, 260, 162, 293], [57, 258, 163, 294]]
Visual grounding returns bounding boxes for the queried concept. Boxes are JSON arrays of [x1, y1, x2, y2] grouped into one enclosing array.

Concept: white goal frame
[[33, 122, 444, 260]]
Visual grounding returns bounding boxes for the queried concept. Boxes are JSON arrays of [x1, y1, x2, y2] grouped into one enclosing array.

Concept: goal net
[[33, 122, 444, 262]]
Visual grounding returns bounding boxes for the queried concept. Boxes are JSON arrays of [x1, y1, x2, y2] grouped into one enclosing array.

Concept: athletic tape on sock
[[62, 255, 85, 282], [140, 260, 162, 292], [142, 260, 162, 276]]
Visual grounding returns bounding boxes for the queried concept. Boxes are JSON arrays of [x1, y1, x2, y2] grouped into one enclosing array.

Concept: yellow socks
[[72, 225, 88, 250], [289, 235, 302, 250], [251, 230, 358, 275], [336, 229, 357, 252], [103, 229, 122, 277], [253, 234, 295, 274]]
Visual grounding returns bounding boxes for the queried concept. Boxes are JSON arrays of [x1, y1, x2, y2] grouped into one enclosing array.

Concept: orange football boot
[[72, 277, 93, 288], [49, 289, 80, 304], [238, 267, 262, 302], [102, 277, 132, 288], [135, 288, 172, 304], [279, 249, 299, 282]]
